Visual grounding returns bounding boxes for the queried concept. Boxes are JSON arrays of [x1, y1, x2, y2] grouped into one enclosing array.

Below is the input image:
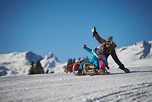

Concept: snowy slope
[[108, 41, 152, 68], [0, 51, 63, 76], [0, 51, 42, 76], [0, 66, 152, 102]]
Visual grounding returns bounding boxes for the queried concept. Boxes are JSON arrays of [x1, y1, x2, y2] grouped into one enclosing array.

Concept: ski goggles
[[105, 41, 112, 45]]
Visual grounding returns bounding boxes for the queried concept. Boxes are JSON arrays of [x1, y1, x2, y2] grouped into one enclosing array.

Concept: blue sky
[[0, 0, 152, 62]]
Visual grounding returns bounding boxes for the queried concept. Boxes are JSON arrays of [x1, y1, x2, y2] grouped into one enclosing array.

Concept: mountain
[[40, 52, 62, 73], [108, 41, 152, 68], [0, 51, 64, 76], [0, 40, 152, 76], [0, 51, 43, 76]]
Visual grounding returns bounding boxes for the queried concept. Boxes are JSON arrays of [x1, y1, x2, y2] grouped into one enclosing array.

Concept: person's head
[[105, 36, 113, 47]]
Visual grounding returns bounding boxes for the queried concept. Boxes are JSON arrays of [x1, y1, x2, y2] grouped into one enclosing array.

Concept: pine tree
[[29, 61, 35, 75], [72, 58, 75, 64], [78, 58, 81, 61], [34, 61, 44, 74]]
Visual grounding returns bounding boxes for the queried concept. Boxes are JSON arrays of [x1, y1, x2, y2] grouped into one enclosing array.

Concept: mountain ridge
[[0, 40, 152, 76]]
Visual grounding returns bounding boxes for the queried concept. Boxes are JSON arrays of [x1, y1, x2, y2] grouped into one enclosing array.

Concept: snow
[[0, 40, 152, 101], [0, 51, 60, 76], [107, 41, 152, 68], [40, 52, 61, 72], [0, 66, 152, 102], [0, 40, 152, 76]]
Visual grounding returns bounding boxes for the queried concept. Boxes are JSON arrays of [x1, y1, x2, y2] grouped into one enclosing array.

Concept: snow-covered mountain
[[108, 41, 152, 68], [0, 40, 152, 76], [40, 52, 62, 73], [0, 51, 63, 76]]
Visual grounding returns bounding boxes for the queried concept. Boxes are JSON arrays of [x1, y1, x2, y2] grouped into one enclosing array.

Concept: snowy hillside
[[0, 51, 64, 76], [0, 66, 152, 102], [0, 51, 43, 76], [108, 41, 152, 68]]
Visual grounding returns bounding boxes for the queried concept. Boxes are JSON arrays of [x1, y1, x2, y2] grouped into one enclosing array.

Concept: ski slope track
[[0, 66, 152, 102]]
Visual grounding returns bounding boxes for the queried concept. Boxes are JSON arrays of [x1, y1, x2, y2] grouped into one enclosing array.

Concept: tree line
[[29, 61, 54, 75], [67, 57, 89, 66]]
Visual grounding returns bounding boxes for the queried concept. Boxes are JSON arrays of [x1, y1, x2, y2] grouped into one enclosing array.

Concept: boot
[[119, 65, 130, 73], [77, 69, 82, 74], [92, 27, 97, 37]]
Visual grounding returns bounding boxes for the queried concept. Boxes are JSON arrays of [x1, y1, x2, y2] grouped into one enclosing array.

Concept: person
[[78, 44, 109, 73], [92, 27, 130, 73], [96, 44, 110, 70]]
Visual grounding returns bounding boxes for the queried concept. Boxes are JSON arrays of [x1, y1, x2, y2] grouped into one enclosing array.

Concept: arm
[[94, 33, 106, 44], [83, 44, 93, 54], [92, 27, 105, 44], [85, 47, 93, 54], [94, 32, 117, 48]]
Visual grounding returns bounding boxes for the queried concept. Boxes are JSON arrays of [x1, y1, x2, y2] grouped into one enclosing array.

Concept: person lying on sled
[[77, 44, 109, 74]]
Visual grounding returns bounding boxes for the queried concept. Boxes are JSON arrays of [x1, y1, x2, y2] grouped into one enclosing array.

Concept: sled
[[63, 60, 109, 76], [73, 60, 108, 76]]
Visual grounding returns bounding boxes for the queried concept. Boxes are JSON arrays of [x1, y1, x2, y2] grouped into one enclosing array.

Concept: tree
[[29, 61, 44, 75], [72, 58, 75, 64], [35, 61, 44, 74], [29, 61, 35, 75], [78, 58, 81, 61]]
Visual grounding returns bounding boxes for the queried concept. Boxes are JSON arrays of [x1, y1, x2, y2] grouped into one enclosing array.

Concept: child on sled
[[77, 44, 109, 74]]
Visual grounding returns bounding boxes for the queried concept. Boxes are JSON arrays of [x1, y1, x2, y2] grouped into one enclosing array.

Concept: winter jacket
[[85, 47, 99, 68]]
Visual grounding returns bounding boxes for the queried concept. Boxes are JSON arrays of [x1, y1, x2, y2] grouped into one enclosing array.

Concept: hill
[[0, 66, 152, 102]]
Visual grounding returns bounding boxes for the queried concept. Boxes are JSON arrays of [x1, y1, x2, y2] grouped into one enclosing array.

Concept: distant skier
[[92, 27, 130, 73]]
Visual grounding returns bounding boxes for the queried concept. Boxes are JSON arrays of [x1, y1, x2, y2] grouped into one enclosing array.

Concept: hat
[[106, 36, 113, 42]]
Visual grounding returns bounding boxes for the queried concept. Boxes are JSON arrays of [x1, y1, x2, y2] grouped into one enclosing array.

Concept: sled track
[[82, 83, 152, 102]]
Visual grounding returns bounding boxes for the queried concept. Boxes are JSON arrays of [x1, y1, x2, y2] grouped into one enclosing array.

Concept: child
[[78, 44, 109, 73], [94, 44, 109, 70], [78, 44, 99, 73]]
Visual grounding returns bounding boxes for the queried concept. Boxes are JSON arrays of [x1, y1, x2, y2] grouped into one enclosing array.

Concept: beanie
[[106, 36, 113, 42]]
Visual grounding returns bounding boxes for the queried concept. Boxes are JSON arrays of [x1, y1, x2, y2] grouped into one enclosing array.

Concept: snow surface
[[0, 41, 152, 102], [0, 66, 152, 102]]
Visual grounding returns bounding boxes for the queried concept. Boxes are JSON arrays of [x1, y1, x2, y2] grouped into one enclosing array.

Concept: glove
[[91, 27, 97, 37], [83, 44, 87, 49]]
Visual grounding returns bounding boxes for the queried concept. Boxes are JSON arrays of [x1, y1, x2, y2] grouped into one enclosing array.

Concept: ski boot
[[119, 65, 130, 73], [91, 27, 97, 37], [77, 69, 82, 74]]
